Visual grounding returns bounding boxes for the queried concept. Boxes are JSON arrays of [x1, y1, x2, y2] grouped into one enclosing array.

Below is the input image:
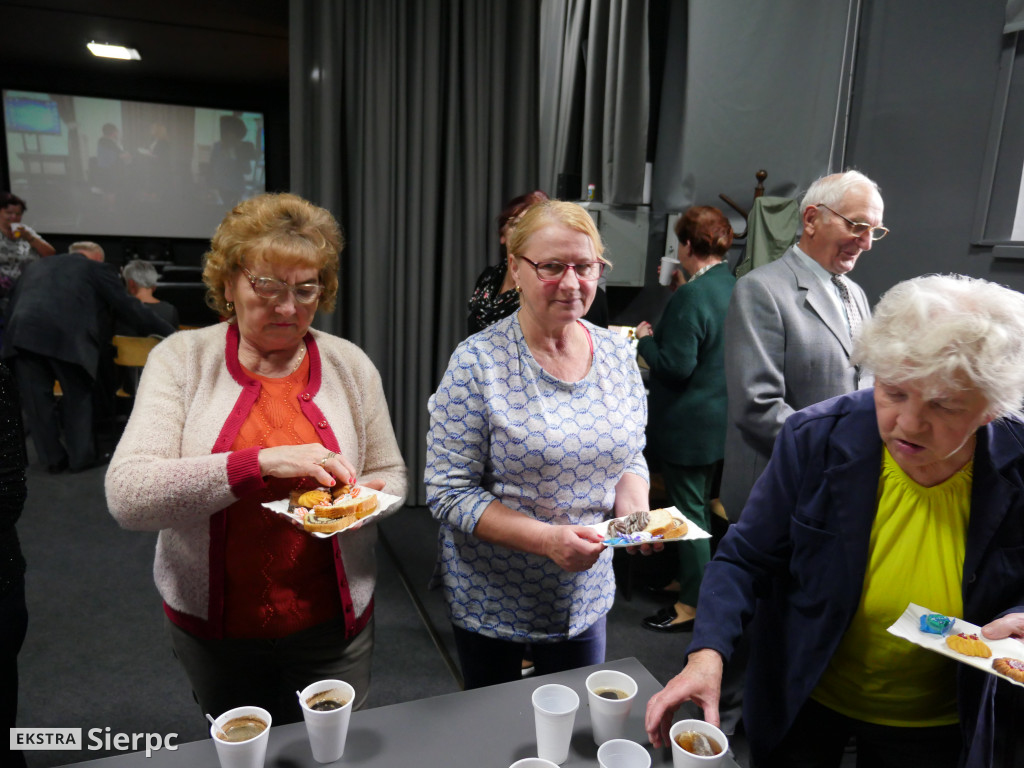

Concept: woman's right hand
[[645, 649, 724, 748], [542, 524, 607, 571], [258, 443, 358, 487]]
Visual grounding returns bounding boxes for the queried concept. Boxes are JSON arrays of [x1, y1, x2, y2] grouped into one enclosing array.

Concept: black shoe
[[641, 606, 695, 633]]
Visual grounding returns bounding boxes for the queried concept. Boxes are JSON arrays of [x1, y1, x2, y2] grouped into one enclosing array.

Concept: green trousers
[[661, 460, 717, 607]]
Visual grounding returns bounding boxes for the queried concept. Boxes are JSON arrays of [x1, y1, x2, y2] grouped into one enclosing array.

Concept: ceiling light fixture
[[87, 42, 141, 61]]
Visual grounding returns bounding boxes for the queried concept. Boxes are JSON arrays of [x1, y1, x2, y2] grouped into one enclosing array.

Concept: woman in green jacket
[[635, 206, 735, 632]]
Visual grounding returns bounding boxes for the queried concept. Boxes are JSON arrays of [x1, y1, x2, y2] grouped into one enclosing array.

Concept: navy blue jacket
[[691, 388, 1024, 764]]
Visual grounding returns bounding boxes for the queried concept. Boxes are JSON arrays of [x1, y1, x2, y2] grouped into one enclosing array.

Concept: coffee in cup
[[216, 716, 268, 743], [594, 688, 629, 700], [305, 688, 351, 712], [675, 730, 722, 756], [298, 679, 356, 763]]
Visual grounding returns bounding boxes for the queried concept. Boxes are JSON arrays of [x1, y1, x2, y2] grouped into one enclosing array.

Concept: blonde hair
[[852, 274, 1024, 420], [506, 199, 609, 266], [202, 193, 343, 317]]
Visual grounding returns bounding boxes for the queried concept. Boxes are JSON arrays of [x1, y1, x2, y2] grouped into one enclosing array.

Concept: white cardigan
[[105, 322, 407, 636]]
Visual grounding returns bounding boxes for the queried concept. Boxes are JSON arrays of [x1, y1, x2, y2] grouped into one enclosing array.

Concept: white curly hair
[[852, 274, 1024, 420]]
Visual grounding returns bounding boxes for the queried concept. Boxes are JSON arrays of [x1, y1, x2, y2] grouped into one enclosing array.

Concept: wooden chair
[[111, 335, 161, 397]]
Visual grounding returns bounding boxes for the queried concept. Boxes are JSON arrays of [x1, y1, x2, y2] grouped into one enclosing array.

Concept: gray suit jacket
[[720, 247, 871, 521]]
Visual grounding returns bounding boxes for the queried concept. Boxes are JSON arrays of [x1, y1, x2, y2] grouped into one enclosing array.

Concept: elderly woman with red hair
[[107, 193, 406, 724]]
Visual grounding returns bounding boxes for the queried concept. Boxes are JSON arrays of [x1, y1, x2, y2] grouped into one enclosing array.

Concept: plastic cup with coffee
[[597, 738, 652, 768], [669, 719, 729, 767], [585, 669, 638, 745], [531, 683, 579, 764], [297, 679, 355, 763], [659, 256, 679, 286], [210, 705, 272, 768]]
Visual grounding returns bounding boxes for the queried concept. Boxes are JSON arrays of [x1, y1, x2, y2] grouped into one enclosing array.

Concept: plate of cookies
[[262, 484, 404, 538], [588, 507, 711, 548], [887, 602, 1024, 688]]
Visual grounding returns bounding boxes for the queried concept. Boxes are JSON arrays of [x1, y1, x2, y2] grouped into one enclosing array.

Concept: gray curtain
[[290, 0, 541, 503], [538, 0, 650, 203], [652, 0, 859, 216]]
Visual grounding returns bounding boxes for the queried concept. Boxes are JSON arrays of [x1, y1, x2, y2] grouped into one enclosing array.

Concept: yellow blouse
[[812, 447, 971, 726]]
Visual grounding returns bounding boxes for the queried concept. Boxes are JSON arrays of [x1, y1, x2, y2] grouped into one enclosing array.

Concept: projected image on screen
[[3, 90, 266, 239]]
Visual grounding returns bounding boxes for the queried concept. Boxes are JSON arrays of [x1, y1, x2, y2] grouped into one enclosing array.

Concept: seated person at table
[[645, 274, 1024, 768], [120, 260, 180, 330]]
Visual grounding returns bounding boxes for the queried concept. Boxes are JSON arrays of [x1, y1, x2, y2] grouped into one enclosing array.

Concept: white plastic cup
[[509, 759, 561, 768], [669, 719, 729, 767], [531, 683, 580, 764], [210, 706, 272, 768], [586, 670, 638, 745], [659, 256, 679, 286], [597, 738, 652, 768], [297, 679, 355, 763]]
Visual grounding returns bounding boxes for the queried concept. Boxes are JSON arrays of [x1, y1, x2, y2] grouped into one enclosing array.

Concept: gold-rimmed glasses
[[240, 264, 323, 304], [816, 204, 889, 241]]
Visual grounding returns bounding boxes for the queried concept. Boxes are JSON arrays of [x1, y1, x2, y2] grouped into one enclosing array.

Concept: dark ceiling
[[0, 1, 289, 89]]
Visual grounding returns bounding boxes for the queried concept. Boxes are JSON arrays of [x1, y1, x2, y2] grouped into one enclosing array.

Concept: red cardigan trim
[[166, 323, 367, 640]]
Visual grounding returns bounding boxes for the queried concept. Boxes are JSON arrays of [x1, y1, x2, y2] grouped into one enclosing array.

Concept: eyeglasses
[[518, 256, 606, 282], [816, 204, 889, 241], [240, 264, 324, 304]]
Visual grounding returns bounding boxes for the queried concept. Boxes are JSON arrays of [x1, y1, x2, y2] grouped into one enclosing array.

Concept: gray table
[[67, 657, 739, 767]]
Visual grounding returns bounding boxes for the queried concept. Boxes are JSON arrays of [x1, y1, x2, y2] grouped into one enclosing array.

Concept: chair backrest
[[111, 335, 160, 368]]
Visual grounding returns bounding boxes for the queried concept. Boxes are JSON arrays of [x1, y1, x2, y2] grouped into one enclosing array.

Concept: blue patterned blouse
[[425, 312, 648, 642]]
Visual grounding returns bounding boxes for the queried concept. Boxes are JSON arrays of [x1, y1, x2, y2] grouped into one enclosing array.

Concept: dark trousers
[[13, 351, 96, 471], [1, 579, 28, 768], [452, 617, 606, 689], [166, 613, 374, 726], [661, 461, 717, 607], [758, 697, 961, 768]]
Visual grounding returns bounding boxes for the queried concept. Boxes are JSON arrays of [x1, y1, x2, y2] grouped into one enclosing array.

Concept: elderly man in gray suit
[[710, 170, 887, 736], [720, 170, 886, 523]]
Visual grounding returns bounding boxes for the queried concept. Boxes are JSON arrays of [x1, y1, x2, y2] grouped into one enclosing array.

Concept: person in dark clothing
[[1, 242, 175, 472], [0, 361, 28, 768], [121, 259, 180, 329]]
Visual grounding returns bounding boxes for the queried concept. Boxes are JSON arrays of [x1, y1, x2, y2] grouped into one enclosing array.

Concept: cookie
[[945, 632, 992, 658], [993, 657, 1024, 683]]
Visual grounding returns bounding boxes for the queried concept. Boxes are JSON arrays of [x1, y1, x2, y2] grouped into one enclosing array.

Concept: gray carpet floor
[[13, 458, 754, 767]]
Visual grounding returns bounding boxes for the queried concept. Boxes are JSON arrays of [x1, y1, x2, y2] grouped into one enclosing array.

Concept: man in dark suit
[[720, 170, 885, 522], [1, 242, 176, 472]]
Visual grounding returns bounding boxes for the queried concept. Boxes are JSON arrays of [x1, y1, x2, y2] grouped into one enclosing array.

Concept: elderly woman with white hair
[[646, 274, 1024, 768]]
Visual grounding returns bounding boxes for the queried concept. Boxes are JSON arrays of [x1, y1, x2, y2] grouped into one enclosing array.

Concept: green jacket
[[637, 262, 735, 466]]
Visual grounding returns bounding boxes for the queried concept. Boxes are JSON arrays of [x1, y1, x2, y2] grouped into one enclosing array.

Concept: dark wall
[[1, 64, 289, 270], [846, 0, 1024, 301]]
